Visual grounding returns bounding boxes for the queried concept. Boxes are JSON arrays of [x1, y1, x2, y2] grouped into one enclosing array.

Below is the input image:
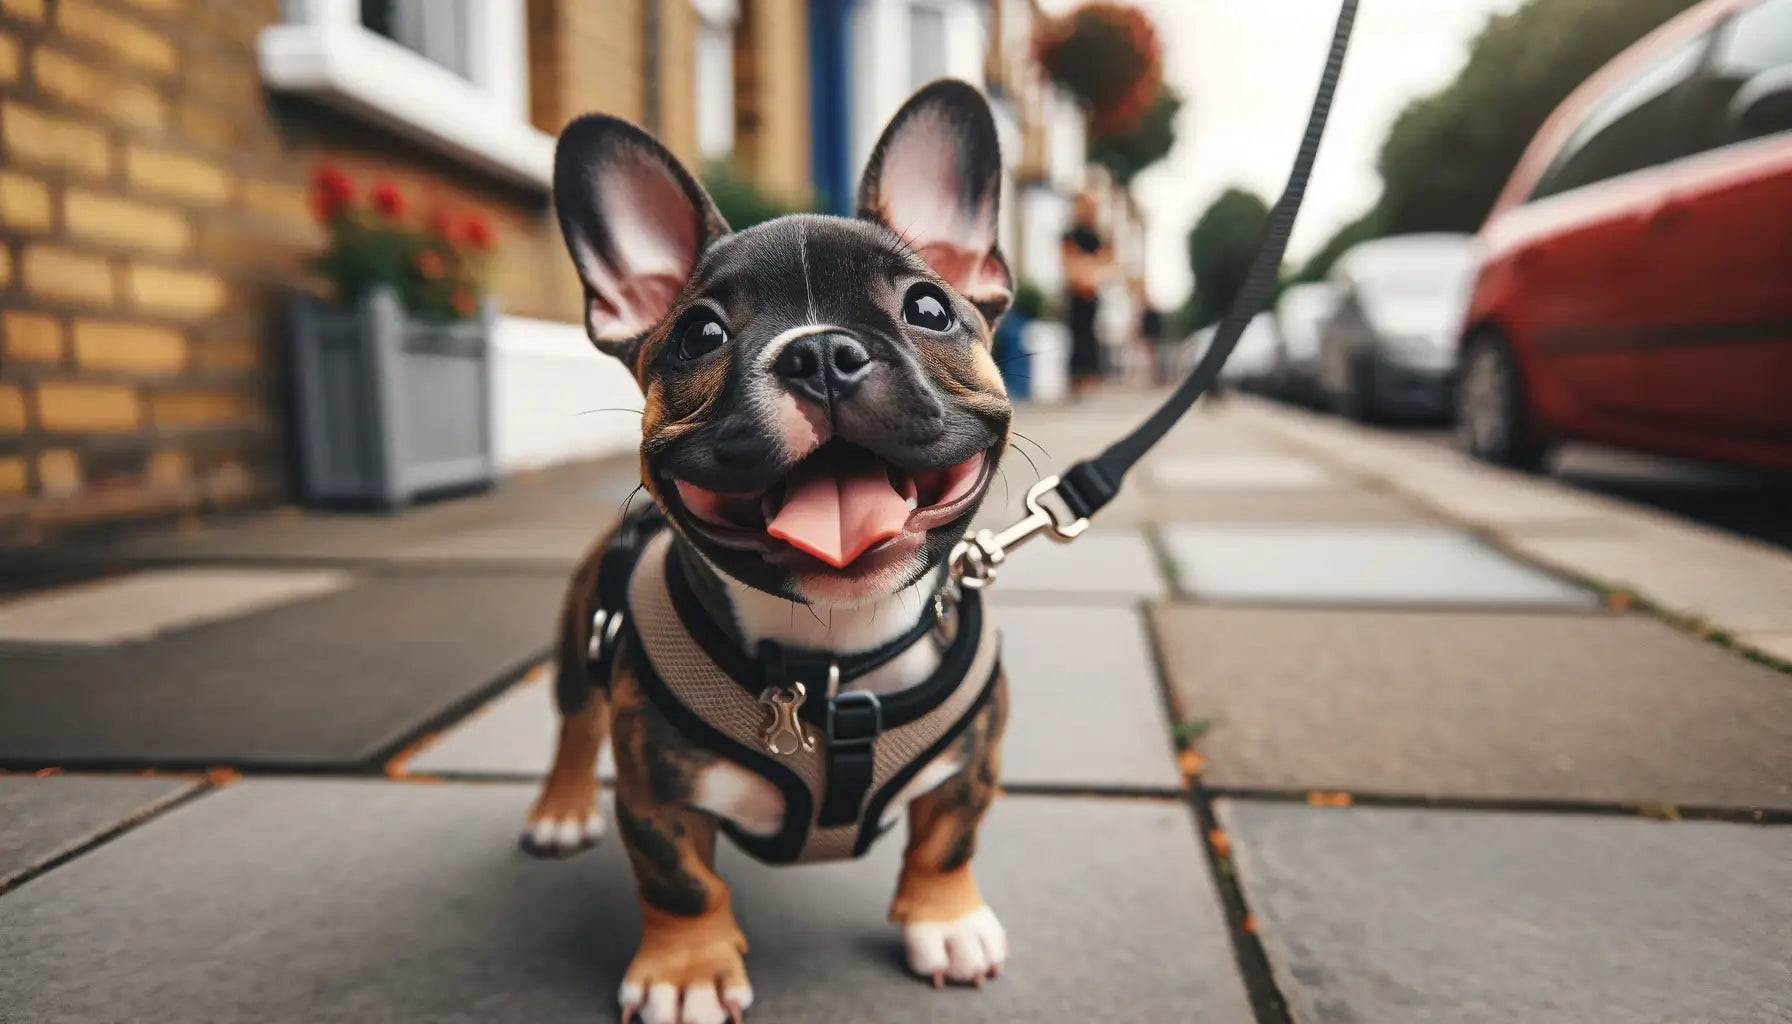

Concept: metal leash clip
[[949, 475, 1090, 590]]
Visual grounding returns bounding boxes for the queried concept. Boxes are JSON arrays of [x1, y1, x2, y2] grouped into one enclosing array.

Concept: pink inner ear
[[585, 154, 702, 341], [877, 114, 999, 295]]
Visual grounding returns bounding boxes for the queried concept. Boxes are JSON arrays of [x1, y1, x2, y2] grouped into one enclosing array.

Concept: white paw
[[518, 809, 604, 858], [903, 905, 1008, 986], [620, 981, 753, 1024]]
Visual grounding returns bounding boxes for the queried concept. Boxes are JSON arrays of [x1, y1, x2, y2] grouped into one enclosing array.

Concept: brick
[[176, 99, 235, 151], [0, 170, 52, 230], [126, 264, 225, 316], [3, 311, 65, 363], [145, 447, 189, 487], [239, 177, 311, 226], [125, 145, 233, 204], [0, 383, 25, 433], [197, 337, 260, 372], [37, 448, 80, 496], [73, 318, 187, 373], [56, 0, 177, 74], [65, 189, 191, 254], [114, 0, 186, 12], [23, 244, 116, 305], [2, 102, 113, 178], [33, 46, 167, 129], [0, 455, 25, 497], [150, 389, 252, 427], [1, 0, 43, 22], [0, 245, 10, 287], [0, 31, 18, 84], [36, 381, 142, 433]]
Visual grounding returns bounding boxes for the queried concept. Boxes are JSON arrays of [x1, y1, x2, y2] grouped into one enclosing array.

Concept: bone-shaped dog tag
[[759, 682, 813, 756]]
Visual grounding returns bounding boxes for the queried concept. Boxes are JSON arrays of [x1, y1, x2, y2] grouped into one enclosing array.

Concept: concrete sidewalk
[[2, 393, 1789, 1023]]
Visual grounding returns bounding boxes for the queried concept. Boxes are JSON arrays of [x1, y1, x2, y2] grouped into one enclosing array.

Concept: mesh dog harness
[[589, 514, 1000, 864]]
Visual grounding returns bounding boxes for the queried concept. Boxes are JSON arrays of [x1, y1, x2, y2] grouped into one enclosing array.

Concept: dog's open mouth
[[671, 440, 989, 569]]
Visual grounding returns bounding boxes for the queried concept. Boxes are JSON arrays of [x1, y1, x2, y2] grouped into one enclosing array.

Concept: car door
[[1620, 0, 1792, 441], [1508, 33, 1711, 418]]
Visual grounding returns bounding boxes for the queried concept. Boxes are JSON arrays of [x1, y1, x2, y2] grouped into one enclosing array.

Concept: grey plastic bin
[[291, 287, 496, 509]]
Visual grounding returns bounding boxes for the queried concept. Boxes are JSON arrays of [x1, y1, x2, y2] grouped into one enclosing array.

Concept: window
[[910, 4, 949, 91], [1530, 36, 1706, 200], [1688, 0, 1792, 151], [260, 0, 549, 187], [360, 0, 471, 80], [694, 0, 740, 162]]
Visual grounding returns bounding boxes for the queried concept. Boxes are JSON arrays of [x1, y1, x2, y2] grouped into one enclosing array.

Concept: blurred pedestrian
[[1133, 278, 1170, 386], [1061, 191, 1114, 400]]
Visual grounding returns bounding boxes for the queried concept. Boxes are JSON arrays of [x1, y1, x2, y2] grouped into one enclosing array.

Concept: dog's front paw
[[618, 940, 753, 1024], [902, 904, 1007, 987], [519, 783, 604, 858]]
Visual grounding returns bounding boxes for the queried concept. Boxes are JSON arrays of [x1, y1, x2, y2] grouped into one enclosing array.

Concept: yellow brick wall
[[733, 0, 812, 205], [2, 0, 814, 545]]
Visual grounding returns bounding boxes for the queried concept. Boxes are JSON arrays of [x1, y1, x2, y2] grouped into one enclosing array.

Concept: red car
[[1457, 0, 1792, 471]]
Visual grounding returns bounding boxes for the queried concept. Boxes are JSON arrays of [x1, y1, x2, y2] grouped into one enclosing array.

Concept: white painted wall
[[850, 0, 989, 179], [1020, 184, 1069, 296], [489, 317, 642, 473]]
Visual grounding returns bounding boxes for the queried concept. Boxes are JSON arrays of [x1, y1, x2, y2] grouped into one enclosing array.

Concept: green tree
[[1183, 187, 1271, 330], [1374, 0, 1700, 235]]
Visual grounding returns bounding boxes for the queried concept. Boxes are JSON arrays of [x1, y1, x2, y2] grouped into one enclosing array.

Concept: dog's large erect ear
[[857, 79, 1012, 321], [553, 115, 729, 359]]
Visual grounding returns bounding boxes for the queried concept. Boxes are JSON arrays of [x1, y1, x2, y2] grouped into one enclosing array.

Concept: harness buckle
[[828, 690, 883, 745], [587, 608, 625, 663], [949, 475, 1090, 590]]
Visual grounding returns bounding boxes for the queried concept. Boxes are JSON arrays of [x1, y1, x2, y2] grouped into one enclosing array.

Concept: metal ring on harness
[[587, 607, 626, 663]]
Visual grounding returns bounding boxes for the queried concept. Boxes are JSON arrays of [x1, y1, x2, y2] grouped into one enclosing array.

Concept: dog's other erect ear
[[553, 115, 730, 361], [858, 80, 1013, 323]]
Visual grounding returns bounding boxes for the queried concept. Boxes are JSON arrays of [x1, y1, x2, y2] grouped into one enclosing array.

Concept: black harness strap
[[1055, 0, 1358, 523]]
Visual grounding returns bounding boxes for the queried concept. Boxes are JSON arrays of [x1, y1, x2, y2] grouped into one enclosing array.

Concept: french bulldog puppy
[[525, 80, 1016, 1024]]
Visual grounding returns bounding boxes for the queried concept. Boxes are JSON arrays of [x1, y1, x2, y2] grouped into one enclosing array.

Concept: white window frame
[[259, 0, 552, 188], [693, 0, 740, 163]]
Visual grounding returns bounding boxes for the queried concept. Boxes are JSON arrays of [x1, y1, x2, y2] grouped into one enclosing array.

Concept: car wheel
[[1338, 359, 1378, 424], [1456, 332, 1548, 472]]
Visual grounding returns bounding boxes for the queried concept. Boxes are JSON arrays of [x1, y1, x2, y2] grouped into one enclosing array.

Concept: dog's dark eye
[[902, 284, 956, 333], [675, 317, 728, 361]]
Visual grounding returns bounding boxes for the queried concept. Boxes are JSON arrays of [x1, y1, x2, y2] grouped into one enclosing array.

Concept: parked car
[[1457, 0, 1792, 471], [1270, 281, 1340, 405], [1317, 234, 1479, 422], [1185, 314, 1280, 393]]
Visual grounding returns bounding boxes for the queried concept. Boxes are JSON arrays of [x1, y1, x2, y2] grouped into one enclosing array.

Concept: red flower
[[310, 163, 355, 223], [450, 288, 478, 318], [370, 180, 406, 219], [459, 214, 494, 251], [414, 249, 447, 281]]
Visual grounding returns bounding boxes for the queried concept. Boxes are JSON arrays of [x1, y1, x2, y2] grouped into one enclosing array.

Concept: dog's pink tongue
[[767, 458, 910, 568]]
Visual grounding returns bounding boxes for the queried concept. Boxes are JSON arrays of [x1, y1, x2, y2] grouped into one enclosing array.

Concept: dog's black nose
[[775, 332, 873, 406]]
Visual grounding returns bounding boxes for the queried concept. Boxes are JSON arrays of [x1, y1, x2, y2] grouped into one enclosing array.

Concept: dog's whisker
[[576, 407, 646, 417], [1010, 431, 1052, 460]]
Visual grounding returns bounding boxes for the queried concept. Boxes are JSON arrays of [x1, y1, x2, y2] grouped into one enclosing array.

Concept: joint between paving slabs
[[1202, 787, 1792, 827], [0, 774, 221, 899]]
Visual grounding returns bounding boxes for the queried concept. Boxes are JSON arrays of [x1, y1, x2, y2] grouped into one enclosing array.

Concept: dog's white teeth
[[905, 494, 919, 511]]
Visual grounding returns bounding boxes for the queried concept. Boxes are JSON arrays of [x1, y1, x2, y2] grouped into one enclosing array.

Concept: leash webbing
[[1057, 0, 1359, 521], [952, 0, 1359, 587]]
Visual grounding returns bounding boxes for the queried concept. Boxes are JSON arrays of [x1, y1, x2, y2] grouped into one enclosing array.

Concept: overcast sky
[[1040, 0, 1524, 307]]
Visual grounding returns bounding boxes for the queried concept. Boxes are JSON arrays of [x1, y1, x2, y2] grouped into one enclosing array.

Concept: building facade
[[0, 0, 811, 545]]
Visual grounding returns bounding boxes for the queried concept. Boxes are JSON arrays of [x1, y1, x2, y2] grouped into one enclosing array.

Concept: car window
[[1685, 0, 1792, 151], [1531, 35, 1707, 200]]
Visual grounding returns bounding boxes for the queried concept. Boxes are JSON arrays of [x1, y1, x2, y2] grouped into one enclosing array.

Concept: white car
[[1271, 282, 1340, 405], [1317, 234, 1478, 422]]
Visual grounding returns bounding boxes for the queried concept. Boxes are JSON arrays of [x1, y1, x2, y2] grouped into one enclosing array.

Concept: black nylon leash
[[953, 0, 1359, 586]]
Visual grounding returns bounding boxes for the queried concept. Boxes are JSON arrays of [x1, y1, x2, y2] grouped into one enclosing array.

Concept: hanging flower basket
[[1088, 86, 1183, 187], [1035, 2, 1164, 134]]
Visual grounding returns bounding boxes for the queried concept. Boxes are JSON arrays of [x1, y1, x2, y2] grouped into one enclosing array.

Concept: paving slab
[[1161, 524, 1596, 607], [1155, 606, 1792, 809], [0, 780, 1252, 1024], [0, 573, 561, 769], [977, 531, 1167, 598], [1148, 454, 1340, 491], [1217, 800, 1792, 1024], [1143, 487, 1428, 525], [409, 605, 1182, 793], [0, 568, 354, 646], [0, 774, 196, 888]]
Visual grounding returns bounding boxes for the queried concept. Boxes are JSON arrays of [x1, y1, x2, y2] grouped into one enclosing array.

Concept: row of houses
[[0, 0, 1143, 545]]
